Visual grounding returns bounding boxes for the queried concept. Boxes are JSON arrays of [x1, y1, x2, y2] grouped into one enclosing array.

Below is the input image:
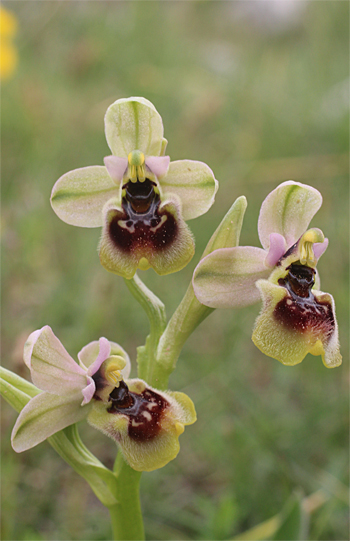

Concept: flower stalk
[[109, 454, 144, 541], [123, 272, 166, 383]]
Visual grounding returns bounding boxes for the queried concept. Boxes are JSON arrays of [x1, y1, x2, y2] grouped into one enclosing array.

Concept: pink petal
[[78, 340, 130, 378], [104, 156, 128, 184], [86, 337, 111, 377], [81, 376, 95, 405], [313, 238, 329, 260], [145, 156, 170, 179], [23, 329, 42, 369], [264, 233, 287, 267]]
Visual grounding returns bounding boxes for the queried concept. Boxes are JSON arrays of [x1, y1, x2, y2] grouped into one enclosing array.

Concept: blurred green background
[[1, 1, 348, 540]]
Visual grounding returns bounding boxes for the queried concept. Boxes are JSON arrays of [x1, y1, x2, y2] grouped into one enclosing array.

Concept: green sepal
[[104, 97, 164, 158]]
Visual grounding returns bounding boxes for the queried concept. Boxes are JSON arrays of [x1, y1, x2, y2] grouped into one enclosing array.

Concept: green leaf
[[232, 515, 281, 541], [48, 425, 118, 507], [153, 197, 247, 385], [211, 493, 238, 540], [232, 492, 309, 541], [272, 492, 309, 541], [0, 366, 40, 412]]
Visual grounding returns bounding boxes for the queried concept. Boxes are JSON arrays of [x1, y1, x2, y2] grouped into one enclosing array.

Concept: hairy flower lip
[[87, 379, 197, 472], [108, 383, 169, 442], [99, 193, 194, 279], [252, 277, 341, 368]]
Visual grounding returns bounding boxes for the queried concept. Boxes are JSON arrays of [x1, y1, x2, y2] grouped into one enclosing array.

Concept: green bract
[[51, 97, 218, 279]]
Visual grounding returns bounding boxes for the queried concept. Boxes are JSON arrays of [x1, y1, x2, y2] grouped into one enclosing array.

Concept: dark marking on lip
[[108, 383, 169, 442], [124, 179, 157, 214], [109, 380, 134, 408], [109, 179, 178, 253], [274, 263, 335, 339], [92, 368, 109, 401], [276, 239, 299, 267], [281, 263, 316, 298]]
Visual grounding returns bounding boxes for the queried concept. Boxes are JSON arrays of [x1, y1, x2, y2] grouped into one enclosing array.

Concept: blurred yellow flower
[[0, 5, 18, 81]]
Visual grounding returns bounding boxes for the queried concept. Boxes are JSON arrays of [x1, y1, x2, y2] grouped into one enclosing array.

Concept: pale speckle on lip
[[108, 194, 178, 254], [108, 385, 170, 442], [131, 420, 143, 427], [274, 263, 335, 342], [274, 291, 335, 340], [147, 402, 157, 410]]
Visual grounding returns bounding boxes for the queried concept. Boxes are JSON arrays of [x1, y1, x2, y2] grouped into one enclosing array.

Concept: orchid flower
[[51, 97, 218, 279], [11, 326, 196, 471], [193, 181, 342, 368], [11, 325, 130, 452]]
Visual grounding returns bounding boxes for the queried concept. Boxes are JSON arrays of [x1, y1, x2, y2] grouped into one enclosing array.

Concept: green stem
[[109, 453, 144, 541], [106, 196, 249, 537], [123, 269, 213, 390], [153, 284, 213, 389], [124, 273, 166, 381], [120, 273, 167, 539]]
